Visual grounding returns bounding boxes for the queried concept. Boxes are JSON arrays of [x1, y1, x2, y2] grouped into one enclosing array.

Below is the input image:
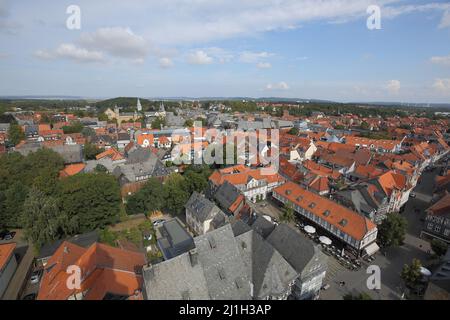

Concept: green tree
[[431, 239, 448, 257], [126, 178, 165, 215], [8, 123, 25, 146], [184, 170, 209, 194], [401, 259, 422, 289], [58, 173, 121, 233], [163, 173, 189, 215], [62, 122, 84, 134], [151, 117, 166, 130], [280, 203, 295, 223], [288, 127, 299, 135], [81, 127, 96, 138], [184, 119, 194, 127], [94, 164, 108, 173], [21, 188, 67, 249], [84, 142, 104, 160], [378, 213, 407, 248]]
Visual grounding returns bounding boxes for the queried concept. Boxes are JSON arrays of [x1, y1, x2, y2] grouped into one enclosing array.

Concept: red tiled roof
[[274, 182, 376, 241], [0, 243, 16, 270], [37, 242, 146, 300], [60, 164, 86, 178]]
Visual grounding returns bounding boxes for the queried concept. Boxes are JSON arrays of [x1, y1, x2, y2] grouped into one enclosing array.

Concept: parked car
[[30, 270, 42, 284], [410, 192, 416, 198], [152, 219, 166, 227], [0, 231, 16, 241], [22, 293, 37, 300]]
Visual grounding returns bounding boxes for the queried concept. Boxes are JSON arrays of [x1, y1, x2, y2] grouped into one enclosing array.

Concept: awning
[[364, 242, 380, 256], [304, 225, 316, 234], [319, 236, 332, 245]]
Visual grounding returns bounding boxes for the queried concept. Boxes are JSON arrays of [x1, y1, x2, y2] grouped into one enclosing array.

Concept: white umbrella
[[304, 225, 316, 234], [420, 267, 432, 277], [319, 236, 332, 245]]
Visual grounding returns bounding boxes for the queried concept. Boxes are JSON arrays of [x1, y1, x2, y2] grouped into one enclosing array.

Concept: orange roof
[[60, 163, 86, 178], [274, 182, 376, 241], [209, 164, 284, 187], [377, 171, 407, 196], [309, 176, 329, 193], [39, 129, 64, 136], [137, 133, 154, 147], [96, 148, 124, 161], [159, 136, 170, 144], [38, 124, 52, 133], [0, 243, 16, 270], [354, 164, 384, 179], [37, 242, 146, 300], [345, 136, 401, 151], [427, 193, 450, 216]]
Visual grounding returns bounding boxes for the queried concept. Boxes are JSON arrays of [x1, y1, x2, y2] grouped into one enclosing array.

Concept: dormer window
[[309, 202, 316, 209], [323, 210, 330, 217], [339, 219, 348, 227]]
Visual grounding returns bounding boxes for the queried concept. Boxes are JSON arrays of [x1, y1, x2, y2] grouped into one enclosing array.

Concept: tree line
[[0, 149, 121, 249]]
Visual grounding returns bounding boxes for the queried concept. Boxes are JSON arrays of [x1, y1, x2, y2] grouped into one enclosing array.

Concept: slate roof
[[214, 181, 242, 210], [235, 229, 298, 299], [49, 144, 83, 164], [143, 250, 209, 300], [249, 216, 276, 239], [37, 231, 100, 260], [194, 224, 252, 300], [266, 224, 316, 274], [185, 192, 225, 223]]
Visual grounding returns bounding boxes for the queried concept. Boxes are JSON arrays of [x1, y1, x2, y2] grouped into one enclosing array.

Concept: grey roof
[[231, 219, 252, 237], [126, 146, 156, 164], [214, 181, 242, 211], [143, 250, 210, 300], [113, 154, 169, 184], [235, 229, 298, 299], [50, 144, 83, 164], [24, 124, 38, 135], [157, 219, 195, 260], [249, 216, 276, 239], [266, 224, 316, 274], [194, 224, 252, 300], [15, 141, 41, 155], [117, 132, 130, 141], [91, 134, 115, 145], [185, 192, 225, 223]]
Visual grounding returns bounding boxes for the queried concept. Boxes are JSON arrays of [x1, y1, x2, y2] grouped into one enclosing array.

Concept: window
[[434, 225, 441, 233], [427, 223, 433, 230], [309, 202, 316, 209], [444, 229, 450, 237], [323, 210, 330, 217]]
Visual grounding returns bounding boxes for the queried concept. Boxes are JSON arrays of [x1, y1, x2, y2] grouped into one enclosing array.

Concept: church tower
[[137, 98, 142, 112]]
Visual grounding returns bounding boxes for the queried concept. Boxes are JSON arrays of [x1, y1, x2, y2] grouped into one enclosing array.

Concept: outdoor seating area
[[295, 221, 365, 272]]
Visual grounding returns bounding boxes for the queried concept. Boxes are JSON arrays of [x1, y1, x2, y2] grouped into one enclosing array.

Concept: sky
[[0, 0, 450, 103]]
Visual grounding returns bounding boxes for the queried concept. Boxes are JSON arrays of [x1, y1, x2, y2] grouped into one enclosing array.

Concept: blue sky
[[0, 0, 450, 103]]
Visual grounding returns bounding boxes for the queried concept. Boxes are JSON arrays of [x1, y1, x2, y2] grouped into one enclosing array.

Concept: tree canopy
[[7, 123, 25, 146], [378, 213, 407, 248]]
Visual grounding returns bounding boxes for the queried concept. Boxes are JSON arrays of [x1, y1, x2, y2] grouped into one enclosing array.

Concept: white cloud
[[433, 78, 450, 93], [79, 27, 148, 60], [385, 80, 401, 94], [186, 50, 214, 65], [430, 54, 450, 66], [266, 82, 290, 91], [439, 10, 450, 29], [257, 62, 272, 69], [159, 57, 174, 69], [34, 44, 104, 63], [239, 51, 273, 63]]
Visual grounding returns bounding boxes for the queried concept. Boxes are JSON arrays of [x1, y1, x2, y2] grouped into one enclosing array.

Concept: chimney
[[64, 246, 69, 254], [189, 249, 198, 267]]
